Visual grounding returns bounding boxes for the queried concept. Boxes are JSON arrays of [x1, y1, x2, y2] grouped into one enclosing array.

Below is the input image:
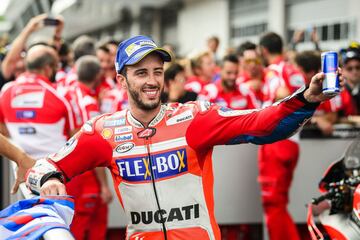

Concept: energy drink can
[[321, 51, 340, 96]]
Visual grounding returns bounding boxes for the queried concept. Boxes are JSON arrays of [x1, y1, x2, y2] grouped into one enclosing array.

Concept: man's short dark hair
[[106, 39, 120, 46], [343, 48, 360, 65], [96, 44, 110, 53], [295, 51, 321, 73], [72, 35, 96, 61], [120, 66, 127, 78], [259, 32, 283, 54], [222, 54, 239, 66], [236, 41, 257, 57], [164, 63, 184, 84], [208, 36, 219, 45], [26, 50, 56, 71], [76, 55, 101, 84]]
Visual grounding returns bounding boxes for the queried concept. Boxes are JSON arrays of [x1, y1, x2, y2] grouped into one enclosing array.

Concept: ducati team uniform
[[185, 75, 211, 94], [259, 57, 305, 240], [0, 72, 75, 159], [100, 86, 129, 114], [27, 86, 318, 240], [56, 66, 114, 99], [63, 82, 107, 240], [329, 83, 360, 117], [198, 80, 260, 110], [237, 71, 266, 105]]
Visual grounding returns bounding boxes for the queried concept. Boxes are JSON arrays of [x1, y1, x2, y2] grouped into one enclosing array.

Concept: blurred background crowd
[[1, 0, 360, 239]]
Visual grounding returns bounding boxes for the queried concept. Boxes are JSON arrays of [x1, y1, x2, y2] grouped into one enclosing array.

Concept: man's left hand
[[12, 156, 35, 194], [100, 186, 113, 204], [303, 68, 344, 103]]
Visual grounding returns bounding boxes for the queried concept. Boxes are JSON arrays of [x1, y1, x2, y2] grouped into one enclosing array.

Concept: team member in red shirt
[[26, 35, 341, 240], [162, 63, 197, 104], [185, 51, 217, 93], [64, 55, 113, 240], [100, 86, 128, 113], [333, 48, 360, 120], [294, 50, 337, 136], [56, 35, 96, 89], [198, 54, 259, 109], [236, 41, 265, 104], [258, 32, 306, 240], [95, 45, 116, 97], [0, 45, 75, 159]]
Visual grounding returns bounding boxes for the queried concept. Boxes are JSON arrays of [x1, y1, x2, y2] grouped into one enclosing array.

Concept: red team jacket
[[262, 57, 305, 107], [27, 87, 318, 240], [0, 73, 74, 158], [198, 81, 260, 109]]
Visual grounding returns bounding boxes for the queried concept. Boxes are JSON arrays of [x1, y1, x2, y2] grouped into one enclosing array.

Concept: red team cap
[[115, 35, 172, 74]]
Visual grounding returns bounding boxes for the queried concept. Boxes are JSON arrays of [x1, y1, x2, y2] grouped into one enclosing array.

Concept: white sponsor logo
[[114, 126, 132, 134], [115, 133, 133, 142], [125, 40, 157, 56], [115, 142, 135, 153], [104, 118, 126, 127], [166, 110, 193, 126], [11, 91, 45, 108]]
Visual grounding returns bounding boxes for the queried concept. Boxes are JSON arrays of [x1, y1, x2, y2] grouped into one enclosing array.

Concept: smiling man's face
[[122, 52, 165, 111]]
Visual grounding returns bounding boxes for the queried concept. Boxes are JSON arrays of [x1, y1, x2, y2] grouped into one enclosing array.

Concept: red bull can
[[321, 51, 340, 96]]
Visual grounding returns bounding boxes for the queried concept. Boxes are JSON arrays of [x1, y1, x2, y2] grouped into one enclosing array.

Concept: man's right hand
[[40, 178, 67, 196], [24, 14, 48, 34]]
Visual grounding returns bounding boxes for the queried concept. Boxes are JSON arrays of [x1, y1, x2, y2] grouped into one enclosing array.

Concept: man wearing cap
[[334, 48, 360, 118], [26, 35, 343, 240]]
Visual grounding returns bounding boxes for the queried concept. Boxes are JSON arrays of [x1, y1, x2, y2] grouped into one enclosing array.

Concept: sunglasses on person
[[244, 58, 261, 65], [345, 65, 360, 72]]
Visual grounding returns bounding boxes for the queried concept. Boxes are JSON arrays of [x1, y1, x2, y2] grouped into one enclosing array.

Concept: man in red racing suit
[[26, 35, 340, 240]]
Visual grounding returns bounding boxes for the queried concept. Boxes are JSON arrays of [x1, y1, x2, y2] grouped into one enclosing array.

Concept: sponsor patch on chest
[[114, 133, 133, 142], [103, 118, 126, 127], [115, 142, 135, 153], [166, 110, 193, 126], [116, 148, 187, 182]]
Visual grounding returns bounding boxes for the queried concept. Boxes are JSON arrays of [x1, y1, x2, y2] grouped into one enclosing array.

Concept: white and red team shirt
[[27, 90, 319, 240], [64, 82, 101, 130], [262, 57, 306, 142], [0, 73, 75, 159], [325, 85, 359, 117], [185, 75, 212, 94], [262, 57, 305, 107], [237, 71, 266, 106], [56, 67, 77, 89], [62, 81, 102, 196], [56, 66, 115, 99], [198, 81, 260, 110], [100, 87, 128, 114]]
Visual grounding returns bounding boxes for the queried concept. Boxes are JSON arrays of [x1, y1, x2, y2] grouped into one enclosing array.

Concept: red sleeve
[[85, 100, 100, 120], [0, 98, 4, 123], [186, 88, 318, 151], [0, 84, 9, 123], [47, 119, 112, 182]]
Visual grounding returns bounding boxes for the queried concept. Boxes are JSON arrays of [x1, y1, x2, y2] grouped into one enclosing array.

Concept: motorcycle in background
[[307, 139, 360, 240]]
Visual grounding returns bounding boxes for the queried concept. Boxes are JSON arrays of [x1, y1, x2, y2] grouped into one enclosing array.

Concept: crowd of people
[[0, 13, 358, 240]]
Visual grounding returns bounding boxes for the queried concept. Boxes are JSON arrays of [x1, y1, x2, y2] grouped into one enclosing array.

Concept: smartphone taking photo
[[43, 18, 59, 26]]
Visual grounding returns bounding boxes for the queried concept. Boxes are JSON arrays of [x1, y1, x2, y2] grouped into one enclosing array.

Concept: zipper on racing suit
[[144, 135, 168, 240]]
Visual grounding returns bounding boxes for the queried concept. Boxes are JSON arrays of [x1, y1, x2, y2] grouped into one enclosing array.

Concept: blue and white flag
[[0, 196, 74, 240]]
